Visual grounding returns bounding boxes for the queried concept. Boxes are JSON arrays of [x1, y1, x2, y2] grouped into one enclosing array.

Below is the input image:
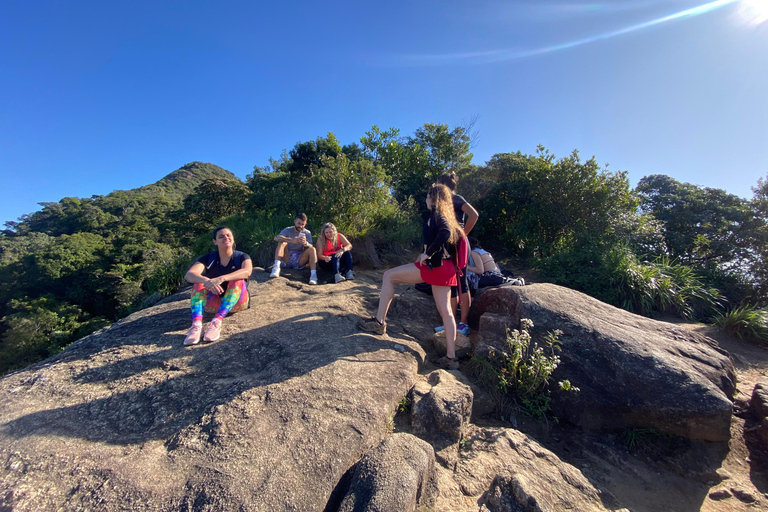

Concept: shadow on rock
[[2, 311, 396, 445]]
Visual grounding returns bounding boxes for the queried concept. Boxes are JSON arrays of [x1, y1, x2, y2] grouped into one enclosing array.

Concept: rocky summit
[[0, 271, 748, 511]]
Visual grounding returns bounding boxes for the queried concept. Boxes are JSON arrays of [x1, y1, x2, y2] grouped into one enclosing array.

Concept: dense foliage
[[1, 124, 766, 374]]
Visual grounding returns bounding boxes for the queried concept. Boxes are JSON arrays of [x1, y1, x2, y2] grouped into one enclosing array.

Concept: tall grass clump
[[602, 247, 723, 319], [713, 306, 768, 344]]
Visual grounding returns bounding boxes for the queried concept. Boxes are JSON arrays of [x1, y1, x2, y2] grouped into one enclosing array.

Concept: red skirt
[[415, 260, 457, 287]]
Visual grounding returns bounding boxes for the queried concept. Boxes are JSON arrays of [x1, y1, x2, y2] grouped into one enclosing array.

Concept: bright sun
[[737, 0, 768, 26]]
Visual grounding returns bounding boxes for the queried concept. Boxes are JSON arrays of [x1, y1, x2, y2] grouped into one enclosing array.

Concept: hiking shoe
[[435, 356, 460, 370], [309, 276, 318, 285], [184, 322, 203, 346], [345, 270, 354, 280], [357, 316, 386, 334], [334, 273, 346, 284], [203, 319, 222, 342], [457, 322, 470, 336], [270, 265, 280, 278]]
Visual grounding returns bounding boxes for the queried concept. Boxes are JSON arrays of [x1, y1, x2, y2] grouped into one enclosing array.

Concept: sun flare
[[737, 0, 768, 26]]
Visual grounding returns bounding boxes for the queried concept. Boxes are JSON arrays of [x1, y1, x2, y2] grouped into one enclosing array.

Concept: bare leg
[[432, 285, 457, 358], [376, 263, 423, 323], [460, 291, 471, 325], [299, 247, 317, 270], [274, 242, 289, 263]]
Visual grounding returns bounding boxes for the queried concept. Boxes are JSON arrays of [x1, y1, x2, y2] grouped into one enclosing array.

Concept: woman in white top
[[467, 237, 524, 289]]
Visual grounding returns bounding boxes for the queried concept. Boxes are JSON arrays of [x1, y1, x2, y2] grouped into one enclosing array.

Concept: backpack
[[453, 235, 469, 296], [455, 235, 469, 271]]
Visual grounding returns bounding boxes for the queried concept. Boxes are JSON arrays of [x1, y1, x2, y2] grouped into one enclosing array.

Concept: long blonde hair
[[429, 184, 463, 244], [319, 222, 340, 250]]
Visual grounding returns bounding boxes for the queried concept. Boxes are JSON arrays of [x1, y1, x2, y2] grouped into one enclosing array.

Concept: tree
[[636, 175, 759, 272], [180, 177, 252, 234], [360, 123, 473, 205], [478, 147, 637, 257]]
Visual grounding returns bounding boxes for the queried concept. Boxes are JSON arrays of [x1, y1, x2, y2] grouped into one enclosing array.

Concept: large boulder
[[471, 283, 736, 442], [750, 380, 768, 448], [411, 370, 473, 468], [446, 427, 624, 512], [0, 271, 426, 511], [337, 433, 437, 512]]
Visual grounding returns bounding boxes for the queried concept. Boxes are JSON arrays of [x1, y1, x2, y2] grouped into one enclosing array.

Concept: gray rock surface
[[0, 270, 426, 511], [337, 433, 437, 512], [471, 283, 736, 442], [449, 427, 623, 512], [411, 370, 473, 468], [750, 380, 768, 447]]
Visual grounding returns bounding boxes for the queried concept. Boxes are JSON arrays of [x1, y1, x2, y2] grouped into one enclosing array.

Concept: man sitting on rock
[[270, 213, 319, 285]]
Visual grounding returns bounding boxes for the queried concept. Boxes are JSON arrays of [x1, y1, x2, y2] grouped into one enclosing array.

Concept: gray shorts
[[282, 250, 305, 269]]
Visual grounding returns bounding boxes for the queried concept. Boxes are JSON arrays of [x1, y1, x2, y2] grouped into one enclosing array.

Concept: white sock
[[273, 260, 281, 268], [311, 270, 317, 278]]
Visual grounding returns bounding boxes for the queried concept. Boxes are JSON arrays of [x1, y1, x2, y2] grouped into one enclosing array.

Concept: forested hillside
[[1, 125, 767, 373]]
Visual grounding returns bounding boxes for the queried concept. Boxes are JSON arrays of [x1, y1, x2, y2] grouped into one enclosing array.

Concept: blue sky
[[2, 0, 767, 225]]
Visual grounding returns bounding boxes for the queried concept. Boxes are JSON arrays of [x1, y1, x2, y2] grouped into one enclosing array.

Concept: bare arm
[[468, 250, 484, 274], [462, 202, 479, 236], [185, 259, 253, 295], [335, 234, 353, 257]]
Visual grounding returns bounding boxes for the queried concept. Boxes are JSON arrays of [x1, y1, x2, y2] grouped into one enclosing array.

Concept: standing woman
[[358, 184, 464, 369], [315, 222, 354, 283], [436, 172, 479, 336], [183, 226, 253, 346]]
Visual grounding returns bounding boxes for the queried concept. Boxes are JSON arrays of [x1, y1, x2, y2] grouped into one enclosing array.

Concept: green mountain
[[130, 161, 237, 200]]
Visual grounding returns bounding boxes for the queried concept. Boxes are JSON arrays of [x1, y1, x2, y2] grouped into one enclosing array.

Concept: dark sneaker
[[435, 356, 460, 370], [357, 317, 386, 334]]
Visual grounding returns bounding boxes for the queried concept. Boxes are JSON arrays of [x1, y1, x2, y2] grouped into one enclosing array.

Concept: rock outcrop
[[0, 271, 424, 511], [750, 380, 768, 448], [1, 272, 747, 511], [471, 283, 736, 442], [445, 427, 625, 512], [337, 433, 437, 512]]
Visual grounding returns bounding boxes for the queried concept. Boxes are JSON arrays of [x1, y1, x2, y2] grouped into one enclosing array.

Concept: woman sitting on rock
[[358, 183, 464, 370], [183, 226, 253, 346], [315, 222, 354, 283], [467, 237, 524, 289]]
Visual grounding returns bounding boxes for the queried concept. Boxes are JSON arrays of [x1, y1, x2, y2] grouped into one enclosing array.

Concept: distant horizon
[[3, 0, 766, 225]]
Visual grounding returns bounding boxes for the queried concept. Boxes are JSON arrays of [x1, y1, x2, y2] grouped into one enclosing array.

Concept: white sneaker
[[270, 265, 280, 278], [309, 276, 318, 285], [345, 270, 354, 280], [334, 273, 345, 284]]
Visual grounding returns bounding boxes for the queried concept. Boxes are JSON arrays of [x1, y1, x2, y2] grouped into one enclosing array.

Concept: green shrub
[[467, 319, 577, 421], [713, 306, 768, 344]]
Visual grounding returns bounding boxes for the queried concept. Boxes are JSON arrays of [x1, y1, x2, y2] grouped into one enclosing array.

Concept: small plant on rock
[[469, 319, 578, 421]]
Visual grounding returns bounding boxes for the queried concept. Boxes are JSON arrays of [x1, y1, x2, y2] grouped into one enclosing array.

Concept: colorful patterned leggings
[[190, 280, 248, 324]]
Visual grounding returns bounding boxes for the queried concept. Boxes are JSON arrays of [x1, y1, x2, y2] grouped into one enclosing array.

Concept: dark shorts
[[451, 271, 469, 298], [415, 260, 457, 287]]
